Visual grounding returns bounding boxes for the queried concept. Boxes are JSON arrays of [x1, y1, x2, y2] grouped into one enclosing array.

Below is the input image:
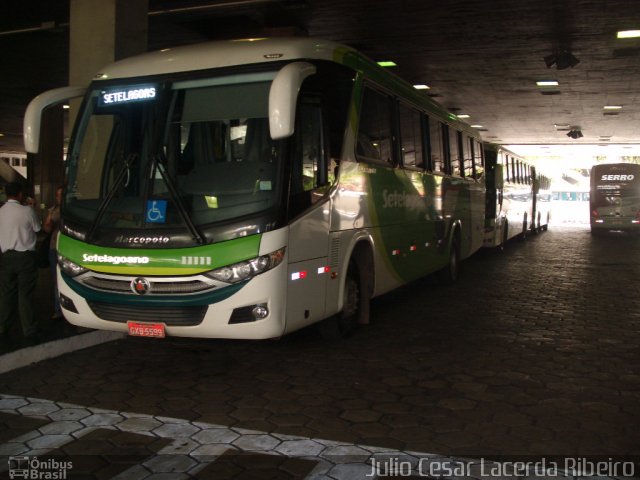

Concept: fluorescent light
[[536, 80, 559, 87], [617, 30, 640, 39], [63, 105, 70, 110], [470, 125, 484, 128], [413, 84, 430, 90], [603, 105, 622, 110], [377, 61, 397, 67], [456, 114, 470, 119]]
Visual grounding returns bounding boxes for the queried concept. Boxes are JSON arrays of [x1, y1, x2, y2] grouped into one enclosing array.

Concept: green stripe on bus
[[57, 234, 262, 275]]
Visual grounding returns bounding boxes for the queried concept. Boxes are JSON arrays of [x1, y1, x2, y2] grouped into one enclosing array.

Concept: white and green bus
[[24, 38, 485, 339], [483, 144, 536, 248]]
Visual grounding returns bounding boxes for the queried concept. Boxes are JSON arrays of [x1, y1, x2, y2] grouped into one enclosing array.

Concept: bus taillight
[[591, 209, 599, 218]]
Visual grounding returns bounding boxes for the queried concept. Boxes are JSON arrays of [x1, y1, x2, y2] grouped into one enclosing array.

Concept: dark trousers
[[0, 250, 38, 337]]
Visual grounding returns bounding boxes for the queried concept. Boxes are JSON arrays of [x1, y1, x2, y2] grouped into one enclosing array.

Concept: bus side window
[[428, 117, 445, 173], [357, 87, 394, 165], [473, 139, 484, 178], [448, 128, 461, 176], [441, 124, 453, 175], [398, 102, 424, 169], [462, 135, 473, 178]]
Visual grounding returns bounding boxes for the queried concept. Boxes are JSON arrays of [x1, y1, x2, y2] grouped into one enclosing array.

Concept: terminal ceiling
[[1, 0, 639, 160]]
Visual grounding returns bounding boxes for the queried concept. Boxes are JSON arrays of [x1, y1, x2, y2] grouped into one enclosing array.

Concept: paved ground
[[0, 226, 639, 479]]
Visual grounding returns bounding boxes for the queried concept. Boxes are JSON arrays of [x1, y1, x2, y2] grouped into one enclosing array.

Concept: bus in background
[[590, 163, 640, 235], [532, 167, 551, 232], [23, 37, 486, 340], [0, 151, 27, 180], [483, 144, 535, 248]]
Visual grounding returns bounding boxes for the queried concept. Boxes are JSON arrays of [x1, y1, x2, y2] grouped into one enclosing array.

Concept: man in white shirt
[[0, 182, 42, 344]]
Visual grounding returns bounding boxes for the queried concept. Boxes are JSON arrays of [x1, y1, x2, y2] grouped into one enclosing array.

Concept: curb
[[0, 331, 125, 375]]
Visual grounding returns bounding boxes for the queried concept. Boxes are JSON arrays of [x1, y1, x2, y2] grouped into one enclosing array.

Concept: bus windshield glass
[[65, 72, 281, 237]]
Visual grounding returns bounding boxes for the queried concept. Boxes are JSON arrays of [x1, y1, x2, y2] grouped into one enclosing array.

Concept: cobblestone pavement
[[0, 226, 639, 478]]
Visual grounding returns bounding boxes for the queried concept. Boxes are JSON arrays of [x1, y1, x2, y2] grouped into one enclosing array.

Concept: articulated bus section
[[483, 144, 550, 249]]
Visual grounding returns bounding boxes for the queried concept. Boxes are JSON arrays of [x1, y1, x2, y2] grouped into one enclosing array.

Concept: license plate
[[127, 321, 165, 338]]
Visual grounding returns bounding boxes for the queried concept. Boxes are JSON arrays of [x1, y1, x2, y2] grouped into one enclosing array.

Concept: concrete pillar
[[32, 0, 149, 209], [69, 0, 148, 87]]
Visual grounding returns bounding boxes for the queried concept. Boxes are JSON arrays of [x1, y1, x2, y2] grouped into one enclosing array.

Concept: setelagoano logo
[[82, 254, 150, 265]]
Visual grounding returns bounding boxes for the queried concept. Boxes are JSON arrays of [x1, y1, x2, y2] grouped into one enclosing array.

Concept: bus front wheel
[[318, 260, 367, 339]]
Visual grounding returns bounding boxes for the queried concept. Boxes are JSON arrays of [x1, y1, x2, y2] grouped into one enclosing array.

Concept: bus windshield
[[65, 72, 282, 243]]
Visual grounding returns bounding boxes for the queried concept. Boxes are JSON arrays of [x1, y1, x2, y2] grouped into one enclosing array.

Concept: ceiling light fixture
[[377, 61, 397, 67], [536, 80, 559, 87], [456, 114, 470, 119], [413, 84, 430, 90], [603, 105, 622, 110], [544, 50, 580, 69], [470, 125, 484, 129], [617, 30, 640, 39]]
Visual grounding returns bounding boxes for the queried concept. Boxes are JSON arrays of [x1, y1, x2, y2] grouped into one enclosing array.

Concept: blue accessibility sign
[[146, 199, 167, 224]]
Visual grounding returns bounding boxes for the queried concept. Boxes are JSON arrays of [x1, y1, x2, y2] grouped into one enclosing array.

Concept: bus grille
[[87, 301, 207, 326], [82, 276, 213, 295]]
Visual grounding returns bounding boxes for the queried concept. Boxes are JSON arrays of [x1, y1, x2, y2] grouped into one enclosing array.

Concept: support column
[[69, 0, 148, 88]]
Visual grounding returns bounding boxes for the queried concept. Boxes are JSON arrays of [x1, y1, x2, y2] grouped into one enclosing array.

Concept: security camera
[[567, 129, 583, 139]]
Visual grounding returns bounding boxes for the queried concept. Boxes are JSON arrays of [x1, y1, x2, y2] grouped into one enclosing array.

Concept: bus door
[[285, 96, 333, 332]]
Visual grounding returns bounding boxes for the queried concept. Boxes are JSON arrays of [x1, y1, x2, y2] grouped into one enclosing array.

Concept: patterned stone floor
[[0, 226, 639, 478], [0, 394, 636, 479]]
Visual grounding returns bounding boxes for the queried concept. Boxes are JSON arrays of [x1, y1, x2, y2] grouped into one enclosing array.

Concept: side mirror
[[24, 86, 86, 153], [494, 164, 504, 190], [269, 62, 316, 140]]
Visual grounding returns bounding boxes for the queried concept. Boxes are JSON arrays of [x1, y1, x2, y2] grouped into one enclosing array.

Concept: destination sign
[[99, 86, 157, 106]]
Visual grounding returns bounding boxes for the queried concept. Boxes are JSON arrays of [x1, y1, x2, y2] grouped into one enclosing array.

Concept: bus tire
[[318, 253, 371, 340], [499, 222, 509, 251], [438, 229, 460, 284]]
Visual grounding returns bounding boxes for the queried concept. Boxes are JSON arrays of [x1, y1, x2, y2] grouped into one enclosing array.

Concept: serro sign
[[601, 174, 635, 181]]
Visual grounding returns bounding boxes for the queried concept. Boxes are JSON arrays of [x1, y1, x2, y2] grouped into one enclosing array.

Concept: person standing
[[43, 185, 64, 320], [0, 182, 42, 345]]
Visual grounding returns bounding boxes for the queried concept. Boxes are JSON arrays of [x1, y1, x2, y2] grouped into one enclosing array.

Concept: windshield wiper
[[86, 153, 138, 242], [153, 153, 206, 244]]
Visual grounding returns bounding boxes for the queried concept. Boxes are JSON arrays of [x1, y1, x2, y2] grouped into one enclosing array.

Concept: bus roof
[[92, 36, 475, 136], [94, 37, 355, 80]]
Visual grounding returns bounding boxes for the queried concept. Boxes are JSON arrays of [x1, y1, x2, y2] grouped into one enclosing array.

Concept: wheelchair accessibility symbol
[[146, 200, 167, 224]]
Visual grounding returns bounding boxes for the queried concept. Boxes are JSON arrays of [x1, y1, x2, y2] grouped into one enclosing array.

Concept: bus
[[23, 37, 486, 340], [590, 163, 640, 235], [483, 144, 536, 248], [532, 166, 551, 232], [0, 151, 27, 182]]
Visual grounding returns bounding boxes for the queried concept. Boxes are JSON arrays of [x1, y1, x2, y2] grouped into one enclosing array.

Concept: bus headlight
[[206, 247, 285, 284], [57, 254, 88, 277]]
